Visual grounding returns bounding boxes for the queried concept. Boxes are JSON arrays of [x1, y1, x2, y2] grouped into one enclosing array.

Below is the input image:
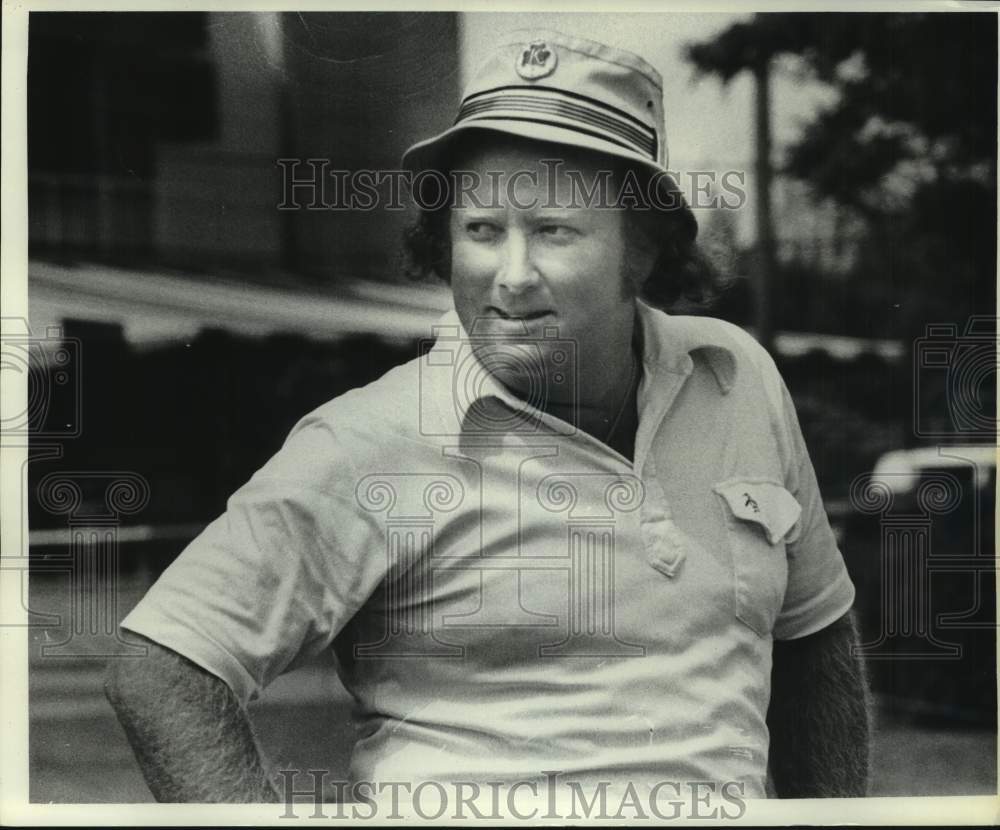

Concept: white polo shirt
[[121, 300, 855, 797]]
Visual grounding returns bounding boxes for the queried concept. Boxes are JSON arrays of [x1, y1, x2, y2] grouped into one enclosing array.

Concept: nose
[[495, 229, 539, 295]]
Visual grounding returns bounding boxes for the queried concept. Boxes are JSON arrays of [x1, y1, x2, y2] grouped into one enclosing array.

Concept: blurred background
[[17, 11, 997, 801]]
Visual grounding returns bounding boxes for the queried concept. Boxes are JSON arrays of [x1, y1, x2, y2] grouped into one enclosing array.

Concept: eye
[[538, 225, 578, 242], [465, 221, 501, 242]]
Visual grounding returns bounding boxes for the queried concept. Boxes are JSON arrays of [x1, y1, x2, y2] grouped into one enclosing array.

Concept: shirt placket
[[634, 357, 695, 579]]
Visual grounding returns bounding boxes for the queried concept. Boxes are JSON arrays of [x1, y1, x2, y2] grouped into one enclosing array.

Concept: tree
[[686, 12, 997, 336]]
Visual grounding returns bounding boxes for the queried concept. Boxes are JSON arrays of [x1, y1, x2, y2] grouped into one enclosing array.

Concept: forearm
[[104, 633, 278, 802], [767, 610, 872, 797]]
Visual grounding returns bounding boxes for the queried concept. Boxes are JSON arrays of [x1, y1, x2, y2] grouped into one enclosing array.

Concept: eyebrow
[[453, 210, 587, 226], [452, 210, 505, 223], [529, 209, 584, 220]]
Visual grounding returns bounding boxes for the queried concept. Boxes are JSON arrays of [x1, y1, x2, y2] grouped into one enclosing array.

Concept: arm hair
[[104, 633, 279, 802], [767, 609, 873, 797]]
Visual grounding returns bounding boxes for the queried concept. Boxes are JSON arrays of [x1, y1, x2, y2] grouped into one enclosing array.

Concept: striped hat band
[[455, 86, 659, 163]]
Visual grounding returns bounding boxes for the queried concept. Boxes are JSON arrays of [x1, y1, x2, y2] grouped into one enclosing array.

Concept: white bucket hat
[[401, 29, 696, 238]]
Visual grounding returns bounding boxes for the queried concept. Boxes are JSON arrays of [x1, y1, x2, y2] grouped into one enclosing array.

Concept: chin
[[491, 351, 576, 408]]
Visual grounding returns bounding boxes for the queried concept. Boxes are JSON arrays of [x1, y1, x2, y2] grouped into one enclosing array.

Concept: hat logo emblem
[[516, 41, 557, 80]]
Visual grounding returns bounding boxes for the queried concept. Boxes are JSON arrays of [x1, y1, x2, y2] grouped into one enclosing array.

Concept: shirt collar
[[425, 299, 738, 430], [634, 299, 737, 394]]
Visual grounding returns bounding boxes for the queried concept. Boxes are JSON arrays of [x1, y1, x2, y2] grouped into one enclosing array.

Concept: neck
[[542, 309, 641, 440]]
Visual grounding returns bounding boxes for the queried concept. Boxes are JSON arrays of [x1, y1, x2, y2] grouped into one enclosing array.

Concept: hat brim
[[401, 120, 696, 239]]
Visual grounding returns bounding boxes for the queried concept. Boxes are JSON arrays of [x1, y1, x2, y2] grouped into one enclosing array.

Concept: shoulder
[[299, 354, 424, 434], [250, 354, 433, 498]]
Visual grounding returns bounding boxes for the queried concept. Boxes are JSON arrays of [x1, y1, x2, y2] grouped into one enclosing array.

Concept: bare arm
[[766, 609, 873, 797], [104, 633, 279, 802]]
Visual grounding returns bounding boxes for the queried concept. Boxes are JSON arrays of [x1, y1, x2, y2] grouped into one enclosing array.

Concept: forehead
[[448, 133, 618, 209]]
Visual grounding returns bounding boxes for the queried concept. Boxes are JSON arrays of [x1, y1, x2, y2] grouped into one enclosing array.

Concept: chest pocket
[[713, 479, 801, 637]]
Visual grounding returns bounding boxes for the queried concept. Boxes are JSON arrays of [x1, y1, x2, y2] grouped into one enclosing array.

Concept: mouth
[[489, 306, 554, 321]]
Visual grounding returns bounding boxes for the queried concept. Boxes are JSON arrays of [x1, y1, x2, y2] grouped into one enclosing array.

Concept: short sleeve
[[772, 377, 856, 640], [119, 415, 388, 705]]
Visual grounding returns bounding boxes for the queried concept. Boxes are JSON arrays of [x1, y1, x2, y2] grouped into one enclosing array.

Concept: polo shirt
[[121, 299, 855, 798]]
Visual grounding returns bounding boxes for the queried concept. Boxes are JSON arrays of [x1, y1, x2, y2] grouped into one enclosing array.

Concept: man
[[105, 29, 871, 805]]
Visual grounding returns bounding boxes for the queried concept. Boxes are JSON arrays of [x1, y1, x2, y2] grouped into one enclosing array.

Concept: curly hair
[[402, 154, 730, 311]]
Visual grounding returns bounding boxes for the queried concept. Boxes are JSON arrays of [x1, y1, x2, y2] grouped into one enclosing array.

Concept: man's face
[[448, 137, 635, 403]]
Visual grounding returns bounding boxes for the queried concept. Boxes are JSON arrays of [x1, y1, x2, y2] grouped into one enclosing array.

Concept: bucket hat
[[401, 29, 695, 237]]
